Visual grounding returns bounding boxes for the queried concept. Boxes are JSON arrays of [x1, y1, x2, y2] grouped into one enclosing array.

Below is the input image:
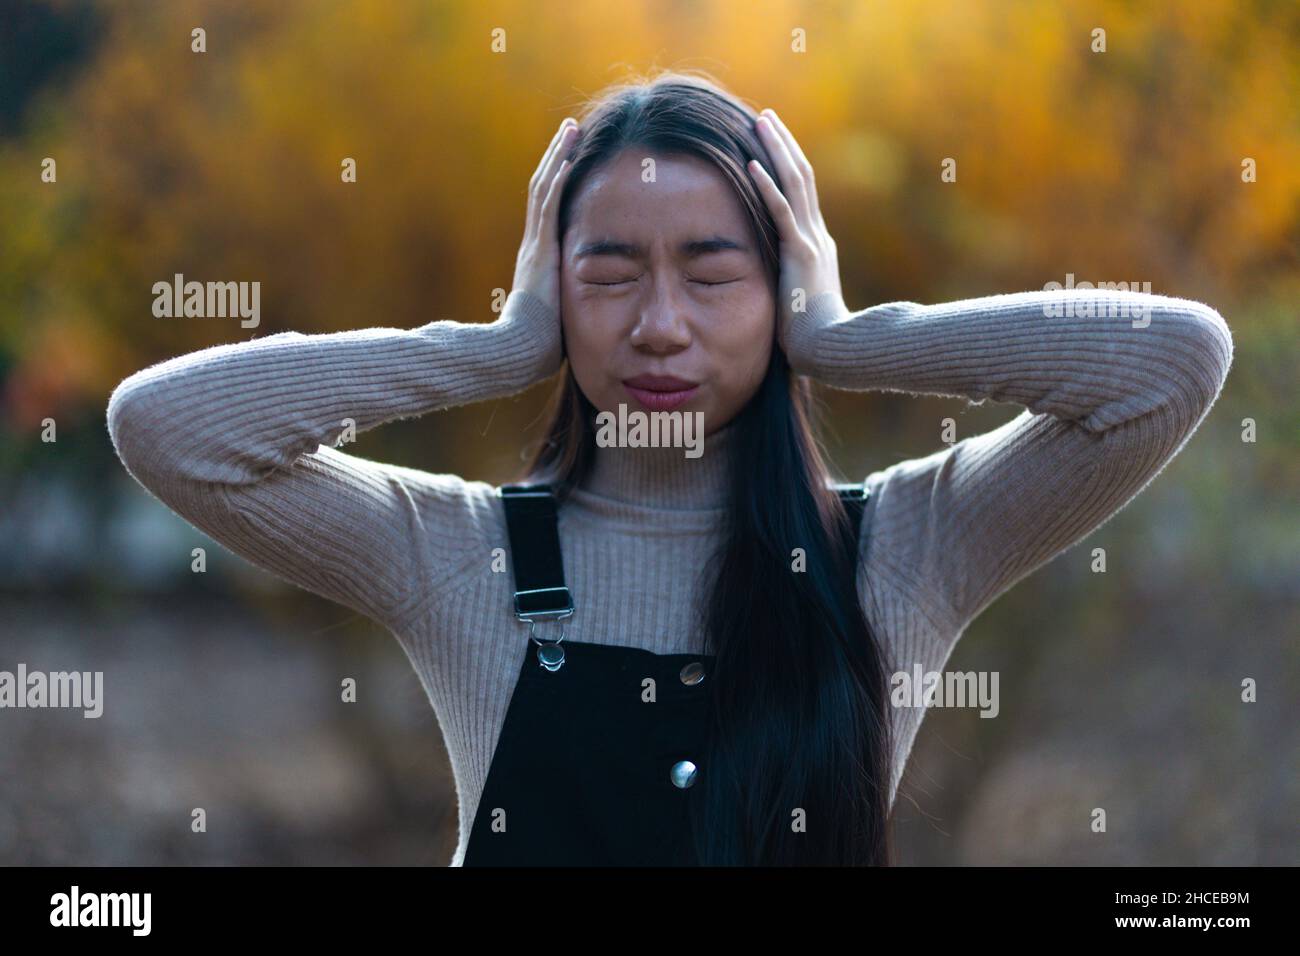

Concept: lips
[[624, 374, 699, 391], [622, 374, 700, 412]]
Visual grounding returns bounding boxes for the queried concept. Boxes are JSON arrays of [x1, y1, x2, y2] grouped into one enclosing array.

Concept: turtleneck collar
[[575, 415, 737, 512]]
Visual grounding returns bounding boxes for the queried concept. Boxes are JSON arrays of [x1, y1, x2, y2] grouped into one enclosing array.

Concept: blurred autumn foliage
[[2, 0, 1297, 432], [0, 0, 1295, 865]]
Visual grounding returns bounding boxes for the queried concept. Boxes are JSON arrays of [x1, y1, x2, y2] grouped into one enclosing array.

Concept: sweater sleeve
[[105, 289, 561, 631], [785, 287, 1234, 637]]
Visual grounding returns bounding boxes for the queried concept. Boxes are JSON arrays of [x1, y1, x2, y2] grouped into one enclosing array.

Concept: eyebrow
[[574, 236, 750, 259]]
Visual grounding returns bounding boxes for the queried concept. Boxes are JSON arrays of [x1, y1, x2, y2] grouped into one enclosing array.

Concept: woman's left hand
[[748, 108, 848, 356]]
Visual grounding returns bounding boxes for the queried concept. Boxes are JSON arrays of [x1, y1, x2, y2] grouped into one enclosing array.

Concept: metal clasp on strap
[[515, 588, 573, 635], [514, 587, 573, 671], [514, 585, 572, 616]]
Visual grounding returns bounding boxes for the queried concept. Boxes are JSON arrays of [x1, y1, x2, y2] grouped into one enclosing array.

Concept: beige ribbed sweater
[[105, 287, 1234, 866]]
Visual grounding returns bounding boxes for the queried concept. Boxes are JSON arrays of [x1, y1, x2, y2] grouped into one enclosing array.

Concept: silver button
[[536, 643, 565, 671], [679, 661, 706, 686], [670, 760, 698, 789]]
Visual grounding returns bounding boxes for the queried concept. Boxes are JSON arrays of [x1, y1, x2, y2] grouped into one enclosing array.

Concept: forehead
[[566, 149, 751, 248]]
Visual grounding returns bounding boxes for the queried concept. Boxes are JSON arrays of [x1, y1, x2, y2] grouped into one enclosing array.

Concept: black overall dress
[[461, 481, 869, 866]]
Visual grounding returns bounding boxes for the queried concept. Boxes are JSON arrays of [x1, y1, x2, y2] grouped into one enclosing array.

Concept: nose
[[629, 280, 692, 352]]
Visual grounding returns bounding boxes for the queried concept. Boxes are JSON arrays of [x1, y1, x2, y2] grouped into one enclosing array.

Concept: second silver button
[[679, 661, 706, 686]]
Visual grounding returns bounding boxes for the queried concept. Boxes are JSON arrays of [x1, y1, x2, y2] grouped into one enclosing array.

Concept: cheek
[[562, 297, 617, 353], [706, 286, 775, 359], [559, 292, 620, 400], [696, 292, 772, 409]]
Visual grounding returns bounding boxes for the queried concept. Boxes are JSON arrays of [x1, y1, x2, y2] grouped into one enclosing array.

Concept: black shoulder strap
[[833, 482, 869, 565], [498, 482, 868, 617], [498, 484, 573, 619]]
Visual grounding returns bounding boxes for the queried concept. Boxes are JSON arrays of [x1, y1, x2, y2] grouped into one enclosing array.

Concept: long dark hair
[[516, 69, 894, 865]]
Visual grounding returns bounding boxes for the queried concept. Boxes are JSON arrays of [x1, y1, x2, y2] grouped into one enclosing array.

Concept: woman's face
[[560, 148, 775, 437]]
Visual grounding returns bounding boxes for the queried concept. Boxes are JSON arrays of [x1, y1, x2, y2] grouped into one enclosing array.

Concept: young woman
[[106, 71, 1234, 866]]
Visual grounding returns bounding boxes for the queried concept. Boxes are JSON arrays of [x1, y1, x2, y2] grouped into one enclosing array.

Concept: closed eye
[[585, 278, 739, 287]]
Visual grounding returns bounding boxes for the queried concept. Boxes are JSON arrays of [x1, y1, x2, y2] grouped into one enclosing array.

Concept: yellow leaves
[[2, 0, 1296, 424]]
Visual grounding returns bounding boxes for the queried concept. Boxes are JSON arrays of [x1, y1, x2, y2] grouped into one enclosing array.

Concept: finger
[[747, 158, 801, 246], [759, 110, 818, 229], [527, 119, 576, 236], [528, 120, 578, 236], [538, 158, 572, 245], [762, 109, 824, 230], [756, 114, 813, 232], [531, 118, 575, 194]]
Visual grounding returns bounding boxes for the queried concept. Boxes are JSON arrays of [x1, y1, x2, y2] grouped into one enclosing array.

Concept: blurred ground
[[0, 595, 459, 866], [3, 565, 1292, 865]]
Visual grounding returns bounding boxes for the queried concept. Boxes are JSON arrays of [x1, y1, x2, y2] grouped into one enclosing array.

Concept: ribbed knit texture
[[105, 286, 1234, 866]]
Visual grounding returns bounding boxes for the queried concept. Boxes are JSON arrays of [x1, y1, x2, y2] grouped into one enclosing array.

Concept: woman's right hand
[[509, 118, 578, 334]]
